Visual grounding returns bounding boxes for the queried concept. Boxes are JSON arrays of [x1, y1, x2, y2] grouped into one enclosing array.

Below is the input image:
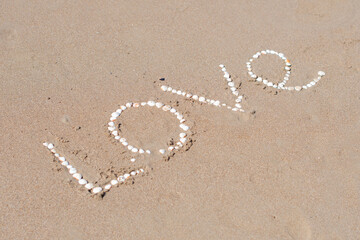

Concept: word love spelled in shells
[[43, 49, 325, 196]]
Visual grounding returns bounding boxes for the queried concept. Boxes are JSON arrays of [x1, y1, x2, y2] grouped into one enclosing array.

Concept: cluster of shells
[[43, 49, 325, 195], [43, 142, 144, 194], [108, 101, 190, 156], [247, 49, 325, 91], [160, 65, 244, 112]]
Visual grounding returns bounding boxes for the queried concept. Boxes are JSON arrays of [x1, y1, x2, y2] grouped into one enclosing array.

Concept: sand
[[1, 0, 359, 239]]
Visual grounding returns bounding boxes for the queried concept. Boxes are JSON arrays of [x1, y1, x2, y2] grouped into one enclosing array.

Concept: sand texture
[[1, 0, 359, 239]]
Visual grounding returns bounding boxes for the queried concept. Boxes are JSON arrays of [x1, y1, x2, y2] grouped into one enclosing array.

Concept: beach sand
[[1, 0, 359, 239]]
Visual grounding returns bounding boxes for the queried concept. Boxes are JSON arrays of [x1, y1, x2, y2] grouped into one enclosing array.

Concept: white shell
[[159, 149, 166, 154], [179, 133, 187, 138], [47, 143, 54, 150], [156, 102, 164, 108], [147, 101, 155, 106], [92, 187, 102, 194], [118, 176, 125, 182], [73, 173, 82, 180], [131, 148, 138, 153], [111, 179, 118, 185], [69, 168, 77, 174], [79, 179, 87, 185], [318, 71, 325, 76], [104, 184, 112, 190], [85, 183, 94, 190], [111, 112, 119, 118], [162, 105, 171, 111]]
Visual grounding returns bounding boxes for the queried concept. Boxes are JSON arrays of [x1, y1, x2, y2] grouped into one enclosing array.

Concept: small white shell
[[79, 179, 87, 185], [130, 158, 136, 162], [162, 105, 171, 111], [47, 143, 54, 150], [92, 187, 102, 194], [139, 149, 145, 154], [156, 102, 164, 108], [179, 132, 187, 138], [61, 161, 69, 166], [111, 112, 120, 118], [318, 71, 325, 76], [111, 179, 118, 185], [179, 124, 189, 131], [124, 173, 130, 179], [59, 157, 66, 162], [130, 171, 136, 176], [69, 168, 77, 174], [295, 86, 302, 91], [161, 86, 168, 91], [159, 149, 166, 154], [131, 148, 138, 153], [104, 184, 112, 190], [73, 173, 82, 180], [54, 153, 60, 158], [85, 183, 94, 190], [147, 101, 155, 107]]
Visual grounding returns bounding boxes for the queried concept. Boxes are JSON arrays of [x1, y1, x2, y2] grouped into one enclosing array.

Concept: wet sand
[[1, 1, 359, 239]]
